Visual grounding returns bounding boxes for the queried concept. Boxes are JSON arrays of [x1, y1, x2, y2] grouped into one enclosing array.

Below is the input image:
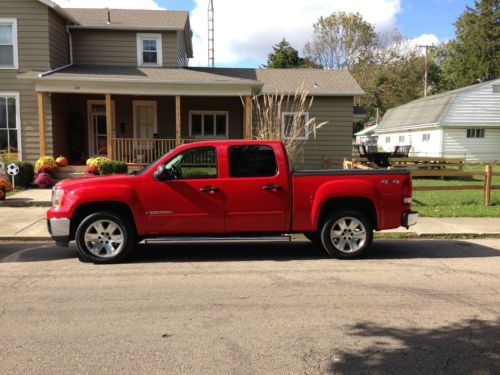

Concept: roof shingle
[[19, 66, 364, 96], [64, 8, 189, 30]]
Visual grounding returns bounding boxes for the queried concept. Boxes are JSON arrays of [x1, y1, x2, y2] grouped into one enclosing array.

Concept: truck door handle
[[262, 184, 282, 191], [199, 186, 220, 193]]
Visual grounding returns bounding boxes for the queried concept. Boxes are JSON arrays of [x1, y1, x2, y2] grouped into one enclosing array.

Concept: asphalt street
[[0, 239, 499, 374]]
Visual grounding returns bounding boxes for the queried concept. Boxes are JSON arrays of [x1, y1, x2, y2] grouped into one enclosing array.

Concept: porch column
[[37, 92, 46, 155], [243, 96, 252, 139], [175, 95, 181, 146], [105, 94, 113, 159]]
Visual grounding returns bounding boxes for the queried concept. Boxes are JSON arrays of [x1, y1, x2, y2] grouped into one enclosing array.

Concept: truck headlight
[[52, 188, 64, 208]]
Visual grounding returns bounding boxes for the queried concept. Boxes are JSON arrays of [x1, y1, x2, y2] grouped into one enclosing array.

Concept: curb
[[375, 232, 500, 239], [0, 236, 52, 241], [1, 233, 500, 243], [0, 201, 51, 208]]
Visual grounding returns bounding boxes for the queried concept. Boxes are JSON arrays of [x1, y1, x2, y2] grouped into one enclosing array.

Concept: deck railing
[[112, 138, 191, 164]]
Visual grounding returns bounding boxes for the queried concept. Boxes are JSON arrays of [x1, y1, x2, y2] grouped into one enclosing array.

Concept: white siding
[[441, 79, 500, 126], [442, 128, 500, 162], [377, 128, 443, 157]]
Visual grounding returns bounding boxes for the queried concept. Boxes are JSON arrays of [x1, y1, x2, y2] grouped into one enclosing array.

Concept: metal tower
[[208, 0, 214, 67]]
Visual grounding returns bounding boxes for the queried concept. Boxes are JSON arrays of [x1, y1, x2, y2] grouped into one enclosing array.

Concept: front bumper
[[402, 211, 418, 228], [47, 218, 71, 247]]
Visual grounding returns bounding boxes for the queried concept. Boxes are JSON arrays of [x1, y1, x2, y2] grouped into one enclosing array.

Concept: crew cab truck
[[47, 140, 417, 263]]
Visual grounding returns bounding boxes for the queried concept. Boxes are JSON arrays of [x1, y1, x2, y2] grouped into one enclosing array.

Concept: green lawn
[[412, 163, 500, 217]]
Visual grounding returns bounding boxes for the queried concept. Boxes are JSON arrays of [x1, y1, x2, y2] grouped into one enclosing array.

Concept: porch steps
[[56, 166, 86, 180]]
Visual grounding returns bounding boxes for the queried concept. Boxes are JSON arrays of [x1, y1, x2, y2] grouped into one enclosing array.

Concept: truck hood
[[55, 174, 136, 190]]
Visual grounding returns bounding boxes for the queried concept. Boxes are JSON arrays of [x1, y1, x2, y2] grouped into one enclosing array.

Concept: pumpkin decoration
[[0, 178, 13, 200], [56, 155, 68, 167]]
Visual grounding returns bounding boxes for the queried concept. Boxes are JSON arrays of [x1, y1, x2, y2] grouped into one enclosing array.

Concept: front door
[[87, 101, 114, 157], [140, 146, 225, 235], [223, 144, 290, 233]]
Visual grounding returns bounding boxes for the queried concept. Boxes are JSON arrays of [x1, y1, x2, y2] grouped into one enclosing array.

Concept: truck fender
[[67, 185, 146, 235], [311, 179, 383, 230]]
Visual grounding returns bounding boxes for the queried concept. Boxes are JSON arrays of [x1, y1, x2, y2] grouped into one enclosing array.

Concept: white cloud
[[54, 0, 407, 67], [54, 0, 163, 10], [407, 33, 440, 48], [405, 33, 440, 55], [190, 0, 402, 67]]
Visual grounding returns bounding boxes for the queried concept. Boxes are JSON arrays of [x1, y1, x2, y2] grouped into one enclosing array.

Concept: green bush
[[99, 160, 128, 175], [2, 160, 35, 187]]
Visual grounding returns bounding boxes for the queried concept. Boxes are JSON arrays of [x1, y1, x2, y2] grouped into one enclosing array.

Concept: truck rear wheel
[[75, 212, 136, 264], [320, 210, 373, 259]]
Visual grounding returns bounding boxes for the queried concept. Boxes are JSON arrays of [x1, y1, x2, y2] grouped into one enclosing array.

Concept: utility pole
[[418, 44, 431, 97], [208, 0, 214, 67]]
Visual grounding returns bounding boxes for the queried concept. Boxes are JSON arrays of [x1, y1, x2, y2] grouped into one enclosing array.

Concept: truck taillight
[[403, 177, 412, 205]]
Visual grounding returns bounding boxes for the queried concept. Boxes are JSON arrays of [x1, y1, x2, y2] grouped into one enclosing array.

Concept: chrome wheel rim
[[330, 217, 366, 253], [84, 219, 125, 258]]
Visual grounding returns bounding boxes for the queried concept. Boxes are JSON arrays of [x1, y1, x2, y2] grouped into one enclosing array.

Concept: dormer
[[64, 8, 193, 68]]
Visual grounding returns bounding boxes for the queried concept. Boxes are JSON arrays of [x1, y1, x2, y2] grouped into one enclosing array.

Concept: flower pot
[[0, 188, 5, 200], [38, 183, 49, 189]]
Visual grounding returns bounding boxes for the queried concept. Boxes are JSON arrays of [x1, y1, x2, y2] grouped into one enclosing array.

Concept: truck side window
[[165, 146, 217, 179], [228, 145, 277, 178]]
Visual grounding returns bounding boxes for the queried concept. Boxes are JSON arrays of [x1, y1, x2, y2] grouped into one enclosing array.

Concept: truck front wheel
[[75, 212, 136, 264], [320, 210, 373, 259]]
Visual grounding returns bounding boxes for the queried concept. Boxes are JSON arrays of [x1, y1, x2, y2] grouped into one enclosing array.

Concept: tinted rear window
[[228, 145, 278, 178]]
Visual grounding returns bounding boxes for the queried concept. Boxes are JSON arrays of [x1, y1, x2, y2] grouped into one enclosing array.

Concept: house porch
[[41, 93, 252, 164]]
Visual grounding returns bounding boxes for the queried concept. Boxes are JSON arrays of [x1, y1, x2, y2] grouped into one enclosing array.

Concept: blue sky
[[57, 0, 476, 67]]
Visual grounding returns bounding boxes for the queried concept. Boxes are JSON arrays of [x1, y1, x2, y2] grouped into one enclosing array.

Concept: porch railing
[[112, 138, 181, 164]]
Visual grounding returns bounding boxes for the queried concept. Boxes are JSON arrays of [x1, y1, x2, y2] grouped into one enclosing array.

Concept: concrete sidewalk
[[0, 205, 499, 241], [0, 189, 51, 207]]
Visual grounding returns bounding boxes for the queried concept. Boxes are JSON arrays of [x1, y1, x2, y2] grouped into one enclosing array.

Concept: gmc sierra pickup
[[47, 140, 417, 263]]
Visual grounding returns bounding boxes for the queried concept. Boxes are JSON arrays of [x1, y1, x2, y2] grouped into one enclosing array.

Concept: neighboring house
[[354, 124, 378, 146], [375, 78, 500, 161], [1, 0, 363, 169]]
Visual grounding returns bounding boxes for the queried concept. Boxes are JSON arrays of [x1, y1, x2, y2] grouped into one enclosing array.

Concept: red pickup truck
[[47, 140, 417, 263]]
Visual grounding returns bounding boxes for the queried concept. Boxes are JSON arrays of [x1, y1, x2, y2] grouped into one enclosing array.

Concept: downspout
[[38, 25, 74, 77]]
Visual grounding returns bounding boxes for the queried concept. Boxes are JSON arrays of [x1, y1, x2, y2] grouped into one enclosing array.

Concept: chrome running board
[[144, 235, 292, 244]]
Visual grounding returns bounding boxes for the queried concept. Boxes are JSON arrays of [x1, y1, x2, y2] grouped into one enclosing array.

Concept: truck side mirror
[[153, 165, 173, 181]]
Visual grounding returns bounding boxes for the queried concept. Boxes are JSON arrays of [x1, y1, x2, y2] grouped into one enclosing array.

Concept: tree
[[434, 0, 499, 89], [304, 12, 376, 69], [265, 39, 302, 68], [265, 39, 322, 69]]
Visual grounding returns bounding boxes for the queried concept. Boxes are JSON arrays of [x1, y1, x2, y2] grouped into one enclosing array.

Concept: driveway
[[0, 239, 499, 374]]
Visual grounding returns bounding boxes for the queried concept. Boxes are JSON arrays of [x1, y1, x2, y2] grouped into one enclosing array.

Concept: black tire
[[75, 212, 136, 264], [303, 232, 321, 244], [320, 210, 373, 259]]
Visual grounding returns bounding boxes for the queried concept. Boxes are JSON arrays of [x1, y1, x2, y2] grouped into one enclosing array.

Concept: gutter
[[38, 27, 74, 78]]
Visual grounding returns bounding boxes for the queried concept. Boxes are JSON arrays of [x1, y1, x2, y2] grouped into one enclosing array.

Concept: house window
[[189, 111, 228, 138], [0, 93, 20, 160], [282, 112, 309, 140], [399, 135, 405, 143], [0, 19, 18, 69], [136, 33, 162, 67], [422, 133, 430, 142], [385, 136, 391, 143], [466, 129, 485, 138]]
